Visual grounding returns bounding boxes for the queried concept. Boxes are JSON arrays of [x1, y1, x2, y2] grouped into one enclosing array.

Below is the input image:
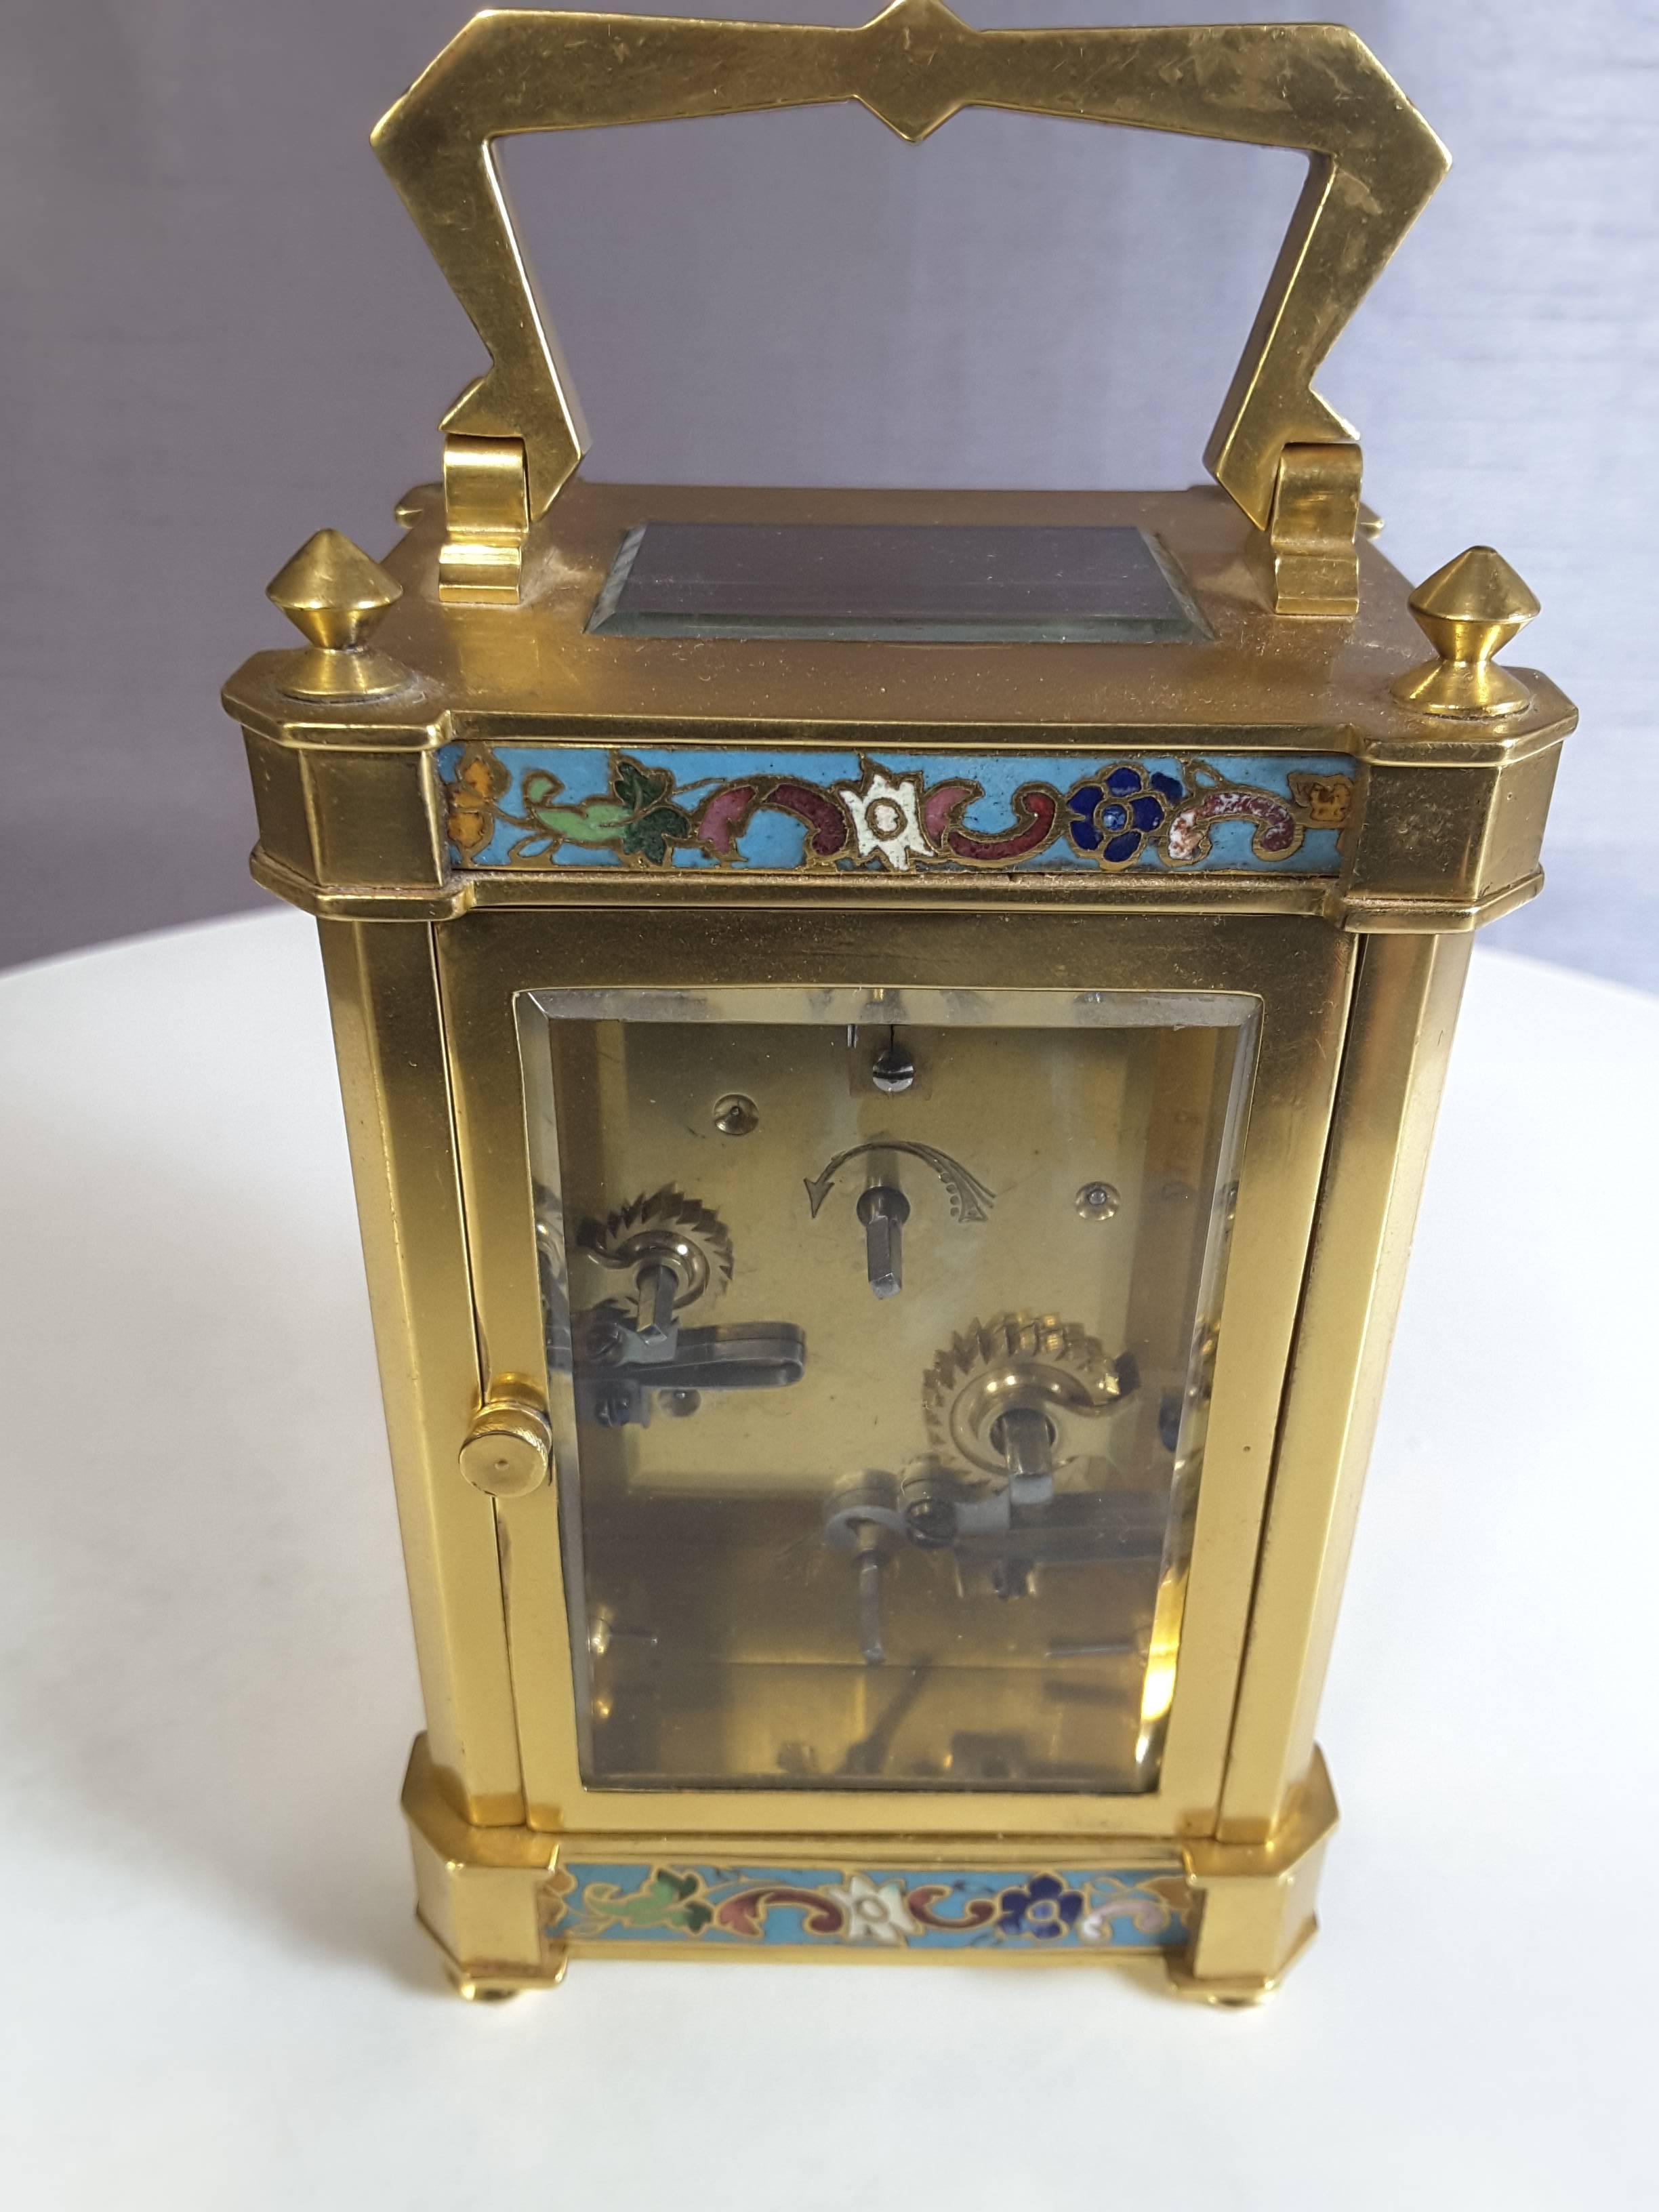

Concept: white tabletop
[[2, 912, 1654, 2209]]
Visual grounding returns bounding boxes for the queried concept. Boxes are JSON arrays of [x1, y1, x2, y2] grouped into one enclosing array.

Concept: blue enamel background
[[546, 1862, 1191, 1951], [440, 744, 1353, 874]]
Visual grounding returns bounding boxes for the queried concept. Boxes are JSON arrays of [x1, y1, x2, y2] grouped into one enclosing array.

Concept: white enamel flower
[[841, 768, 931, 872], [828, 1872, 920, 1946]]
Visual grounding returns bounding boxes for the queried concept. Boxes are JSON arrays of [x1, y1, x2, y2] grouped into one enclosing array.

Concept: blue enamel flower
[[1065, 765, 1185, 867], [998, 1872, 1086, 1941]]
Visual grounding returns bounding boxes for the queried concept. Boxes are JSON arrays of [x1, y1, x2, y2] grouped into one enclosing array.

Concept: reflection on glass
[[588, 520, 1208, 643], [518, 986, 1256, 1795]]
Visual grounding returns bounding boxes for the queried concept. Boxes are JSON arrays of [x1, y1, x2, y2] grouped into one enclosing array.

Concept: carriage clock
[[224, 5, 1573, 2002]]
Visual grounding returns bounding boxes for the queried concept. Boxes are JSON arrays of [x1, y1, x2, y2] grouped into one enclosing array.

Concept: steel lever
[[857, 1185, 909, 1300], [574, 1317, 806, 1429]]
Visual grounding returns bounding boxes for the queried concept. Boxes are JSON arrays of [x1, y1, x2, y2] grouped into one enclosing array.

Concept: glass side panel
[[586, 521, 1208, 643], [519, 986, 1256, 1795]]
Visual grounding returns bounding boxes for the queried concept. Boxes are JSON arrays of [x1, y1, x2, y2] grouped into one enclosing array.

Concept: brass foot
[[445, 1950, 567, 2002], [1170, 1755, 1336, 2001], [1164, 1948, 1296, 2007], [449, 1974, 522, 2003], [1169, 1986, 1276, 2008]]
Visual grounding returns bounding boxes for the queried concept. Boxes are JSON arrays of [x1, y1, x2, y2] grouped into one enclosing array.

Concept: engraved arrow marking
[[804, 1141, 996, 1224]]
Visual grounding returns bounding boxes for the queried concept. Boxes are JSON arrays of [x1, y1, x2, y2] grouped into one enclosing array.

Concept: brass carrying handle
[[373, 2, 1448, 533]]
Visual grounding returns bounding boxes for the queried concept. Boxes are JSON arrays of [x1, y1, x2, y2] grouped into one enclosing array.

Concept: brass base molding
[[402, 1737, 1334, 2003]]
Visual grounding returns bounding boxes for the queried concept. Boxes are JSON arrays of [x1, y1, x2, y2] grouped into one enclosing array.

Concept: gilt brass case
[[225, 7, 1573, 2003]]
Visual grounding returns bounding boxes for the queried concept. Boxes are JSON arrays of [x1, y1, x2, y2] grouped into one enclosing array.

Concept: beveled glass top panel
[[588, 520, 1207, 643]]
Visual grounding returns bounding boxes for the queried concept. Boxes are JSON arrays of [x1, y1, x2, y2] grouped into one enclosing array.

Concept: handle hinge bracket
[[1256, 443, 1362, 619], [440, 434, 531, 605]]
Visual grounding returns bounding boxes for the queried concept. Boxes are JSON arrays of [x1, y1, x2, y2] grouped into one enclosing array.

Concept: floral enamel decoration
[[1066, 764, 1185, 865], [827, 1872, 922, 1945], [541, 1862, 1192, 1954], [444, 740, 513, 864], [1162, 766, 1353, 867], [840, 764, 933, 871], [1077, 1877, 1187, 1942], [997, 1872, 1088, 1940], [440, 743, 1354, 876], [444, 745, 697, 867]]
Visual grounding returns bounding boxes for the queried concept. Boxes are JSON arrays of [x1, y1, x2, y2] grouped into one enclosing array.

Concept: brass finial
[[266, 529, 411, 701], [1390, 546, 1540, 719]]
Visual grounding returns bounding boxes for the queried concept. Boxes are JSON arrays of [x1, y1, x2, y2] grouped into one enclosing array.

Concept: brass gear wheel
[[922, 1312, 1130, 1481], [576, 1185, 734, 1313]]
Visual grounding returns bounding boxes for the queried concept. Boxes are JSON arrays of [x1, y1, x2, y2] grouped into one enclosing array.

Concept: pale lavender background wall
[[3, 0, 1655, 983]]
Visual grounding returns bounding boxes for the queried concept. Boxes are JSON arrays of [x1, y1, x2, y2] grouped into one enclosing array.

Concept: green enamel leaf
[[623, 805, 693, 865], [613, 755, 675, 815], [518, 769, 565, 813], [603, 1868, 710, 1929], [518, 768, 636, 847], [525, 798, 633, 847]]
